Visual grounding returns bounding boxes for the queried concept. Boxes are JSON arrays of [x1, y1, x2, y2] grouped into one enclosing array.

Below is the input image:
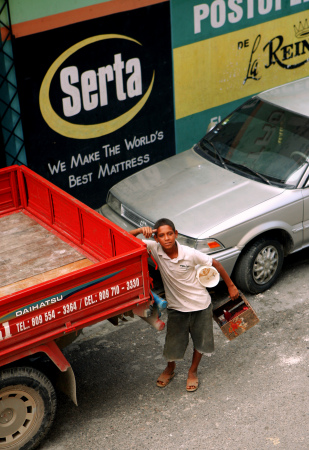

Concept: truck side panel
[[0, 166, 21, 214], [0, 254, 150, 365]]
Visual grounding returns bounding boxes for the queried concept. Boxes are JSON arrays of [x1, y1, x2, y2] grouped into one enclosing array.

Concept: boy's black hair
[[154, 218, 176, 234]]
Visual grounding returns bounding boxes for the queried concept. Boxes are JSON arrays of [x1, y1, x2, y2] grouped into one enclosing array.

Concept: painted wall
[[2, 0, 309, 207], [171, 0, 309, 152]]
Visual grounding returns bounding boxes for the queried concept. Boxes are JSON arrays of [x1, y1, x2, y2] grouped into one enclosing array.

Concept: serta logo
[[61, 53, 142, 117], [39, 34, 155, 139]]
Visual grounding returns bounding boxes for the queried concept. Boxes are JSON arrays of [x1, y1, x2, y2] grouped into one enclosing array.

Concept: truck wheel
[[233, 238, 284, 294], [0, 367, 57, 450]]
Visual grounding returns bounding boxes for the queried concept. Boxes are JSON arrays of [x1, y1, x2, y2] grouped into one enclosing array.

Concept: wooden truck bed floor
[[0, 212, 93, 297]]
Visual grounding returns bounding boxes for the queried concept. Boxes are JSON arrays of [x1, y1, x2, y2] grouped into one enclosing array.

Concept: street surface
[[42, 248, 309, 450]]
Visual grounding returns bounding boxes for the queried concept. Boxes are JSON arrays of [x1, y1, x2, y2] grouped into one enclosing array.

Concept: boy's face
[[154, 225, 178, 251]]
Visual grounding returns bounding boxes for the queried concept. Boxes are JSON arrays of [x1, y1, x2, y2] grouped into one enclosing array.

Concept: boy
[[130, 218, 239, 392]]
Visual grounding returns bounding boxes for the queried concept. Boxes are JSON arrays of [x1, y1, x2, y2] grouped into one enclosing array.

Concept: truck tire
[[0, 367, 57, 450], [233, 238, 284, 294]]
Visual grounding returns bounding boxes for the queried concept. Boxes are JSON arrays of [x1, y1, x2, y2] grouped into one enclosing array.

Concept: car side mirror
[[207, 122, 216, 133]]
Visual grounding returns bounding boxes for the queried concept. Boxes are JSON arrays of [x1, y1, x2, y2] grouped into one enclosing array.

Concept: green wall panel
[[9, 0, 111, 24]]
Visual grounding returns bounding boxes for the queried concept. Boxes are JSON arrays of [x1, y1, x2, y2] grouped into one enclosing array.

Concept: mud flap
[[55, 366, 78, 405]]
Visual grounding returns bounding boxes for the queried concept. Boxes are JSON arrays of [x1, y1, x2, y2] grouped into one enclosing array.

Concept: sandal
[[156, 371, 175, 388], [186, 378, 199, 392]]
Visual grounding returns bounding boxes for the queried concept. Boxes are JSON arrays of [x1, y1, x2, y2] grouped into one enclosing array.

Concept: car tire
[[0, 367, 57, 450], [233, 238, 284, 294]]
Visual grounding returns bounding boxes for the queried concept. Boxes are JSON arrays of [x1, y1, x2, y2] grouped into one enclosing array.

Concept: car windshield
[[197, 98, 309, 188]]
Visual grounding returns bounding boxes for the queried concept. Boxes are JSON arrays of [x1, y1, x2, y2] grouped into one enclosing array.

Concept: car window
[[199, 98, 309, 188]]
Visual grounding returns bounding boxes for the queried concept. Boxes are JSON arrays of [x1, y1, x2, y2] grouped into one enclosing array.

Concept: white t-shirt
[[144, 240, 213, 312]]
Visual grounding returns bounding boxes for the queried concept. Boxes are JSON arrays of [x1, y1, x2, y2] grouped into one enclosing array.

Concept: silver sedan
[[99, 77, 309, 294]]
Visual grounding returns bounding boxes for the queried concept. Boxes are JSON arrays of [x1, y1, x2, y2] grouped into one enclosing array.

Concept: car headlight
[[177, 234, 225, 254], [106, 191, 122, 215]]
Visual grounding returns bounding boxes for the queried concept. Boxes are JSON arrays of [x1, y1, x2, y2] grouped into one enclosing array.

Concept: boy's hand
[[140, 227, 153, 239], [139, 227, 155, 238], [228, 284, 239, 301], [129, 227, 156, 238]]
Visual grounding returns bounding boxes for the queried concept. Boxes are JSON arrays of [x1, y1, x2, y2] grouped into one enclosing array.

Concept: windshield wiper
[[200, 139, 229, 170], [230, 162, 272, 185]]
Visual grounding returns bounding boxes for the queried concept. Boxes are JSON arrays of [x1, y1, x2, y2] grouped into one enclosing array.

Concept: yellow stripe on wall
[[174, 11, 309, 120]]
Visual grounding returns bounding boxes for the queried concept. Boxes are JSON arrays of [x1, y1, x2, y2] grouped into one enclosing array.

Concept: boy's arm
[[212, 259, 239, 300], [129, 227, 154, 239]]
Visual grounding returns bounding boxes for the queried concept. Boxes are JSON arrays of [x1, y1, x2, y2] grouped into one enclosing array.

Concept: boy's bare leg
[[161, 361, 176, 376], [187, 349, 202, 391], [166, 361, 176, 373], [157, 361, 176, 387]]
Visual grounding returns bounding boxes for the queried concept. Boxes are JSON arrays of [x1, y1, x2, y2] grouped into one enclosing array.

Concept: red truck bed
[[1, 211, 93, 296], [0, 165, 151, 368]]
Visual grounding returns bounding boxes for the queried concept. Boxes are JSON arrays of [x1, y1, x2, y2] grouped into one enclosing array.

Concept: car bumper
[[98, 204, 241, 276], [211, 246, 241, 277]]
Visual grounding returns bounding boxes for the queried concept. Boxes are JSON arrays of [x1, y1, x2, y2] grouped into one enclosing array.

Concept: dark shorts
[[163, 303, 214, 361]]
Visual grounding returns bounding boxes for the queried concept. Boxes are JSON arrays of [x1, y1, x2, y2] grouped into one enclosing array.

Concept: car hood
[[110, 148, 283, 238]]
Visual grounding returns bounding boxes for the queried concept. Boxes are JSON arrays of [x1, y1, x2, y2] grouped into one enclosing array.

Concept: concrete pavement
[[42, 248, 309, 450]]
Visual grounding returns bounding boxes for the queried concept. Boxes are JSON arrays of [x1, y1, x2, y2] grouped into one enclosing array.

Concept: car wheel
[[233, 238, 284, 294], [0, 367, 57, 450]]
